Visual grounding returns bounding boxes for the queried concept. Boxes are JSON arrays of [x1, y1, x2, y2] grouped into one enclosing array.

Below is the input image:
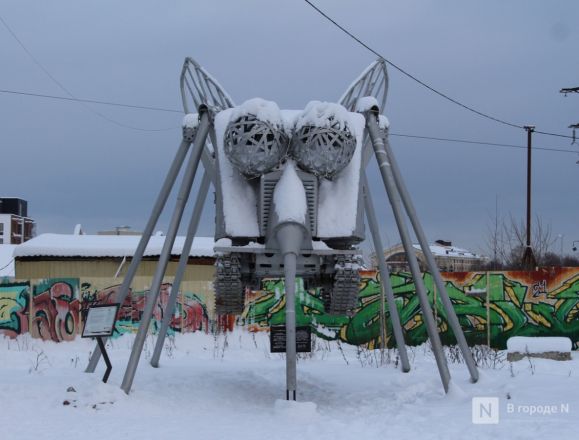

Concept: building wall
[[2, 264, 578, 350], [14, 258, 214, 338], [0, 214, 10, 245], [0, 214, 35, 244], [14, 258, 216, 315], [380, 245, 485, 273], [241, 267, 579, 350]]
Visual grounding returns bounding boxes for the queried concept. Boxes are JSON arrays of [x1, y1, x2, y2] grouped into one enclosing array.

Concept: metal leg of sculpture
[[284, 251, 297, 401], [150, 170, 211, 368], [366, 113, 451, 393], [277, 223, 305, 401], [120, 113, 211, 394], [85, 134, 194, 373], [382, 134, 479, 383], [363, 174, 410, 372]]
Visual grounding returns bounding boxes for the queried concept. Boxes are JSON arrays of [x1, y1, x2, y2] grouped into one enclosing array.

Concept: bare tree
[[484, 213, 554, 269], [562, 255, 579, 267]]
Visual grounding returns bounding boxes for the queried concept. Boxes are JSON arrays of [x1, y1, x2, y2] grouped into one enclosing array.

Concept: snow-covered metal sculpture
[[85, 56, 479, 401], [224, 115, 288, 177], [223, 100, 288, 178], [211, 98, 365, 325], [291, 102, 357, 179], [180, 57, 234, 112]]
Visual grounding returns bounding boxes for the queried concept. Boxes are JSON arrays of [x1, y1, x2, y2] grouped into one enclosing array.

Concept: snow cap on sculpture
[[273, 161, 308, 225], [291, 101, 356, 180], [224, 98, 288, 178]]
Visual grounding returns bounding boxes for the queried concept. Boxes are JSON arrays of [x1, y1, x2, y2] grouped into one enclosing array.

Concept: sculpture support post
[[284, 251, 297, 401], [366, 111, 451, 393], [150, 170, 211, 367], [381, 128, 479, 383], [85, 129, 195, 373], [276, 223, 305, 401], [120, 112, 211, 394], [363, 174, 410, 372]]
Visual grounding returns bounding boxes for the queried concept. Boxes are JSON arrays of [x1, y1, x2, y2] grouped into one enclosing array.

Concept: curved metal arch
[[180, 57, 235, 114], [338, 59, 389, 112]]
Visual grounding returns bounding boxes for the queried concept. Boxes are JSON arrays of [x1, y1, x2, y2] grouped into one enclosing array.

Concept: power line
[[1, 85, 576, 156], [0, 14, 176, 132], [0, 89, 182, 113], [0, 258, 14, 273], [389, 132, 577, 154], [303, 0, 574, 140], [534, 130, 574, 139]]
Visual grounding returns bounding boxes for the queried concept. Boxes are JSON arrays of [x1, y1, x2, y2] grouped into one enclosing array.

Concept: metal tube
[[380, 123, 479, 383], [85, 133, 193, 373], [120, 113, 211, 394], [150, 170, 211, 367], [284, 251, 297, 401], [366, 113, 451, 393], [362, 174, 410, 372], [276, 223, 305, 401]]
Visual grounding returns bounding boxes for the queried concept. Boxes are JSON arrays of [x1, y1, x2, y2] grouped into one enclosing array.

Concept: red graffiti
[[181, 295, 209, 332], [32, 282, 80, 342], [84, 285, 133, 322]]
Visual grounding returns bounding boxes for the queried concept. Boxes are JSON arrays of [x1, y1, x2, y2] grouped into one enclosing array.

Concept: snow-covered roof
[[412, 244, 483, 259], [13, 234, 216, 259], [0, 244, 16, 278]]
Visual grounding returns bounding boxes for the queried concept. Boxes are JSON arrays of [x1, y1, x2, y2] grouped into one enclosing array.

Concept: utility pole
[[559, 86, 579, 147], [521, 125, 537, 269]]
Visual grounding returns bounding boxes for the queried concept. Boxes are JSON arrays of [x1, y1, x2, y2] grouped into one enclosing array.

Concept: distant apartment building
[[376, 240, 487, 273], [0, 198, 36, 244]]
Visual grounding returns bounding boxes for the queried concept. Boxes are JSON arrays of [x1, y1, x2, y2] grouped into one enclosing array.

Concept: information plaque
[[82, 304, 119, 383], [270, 325, 312, 353], [82, 304, 120, 338]]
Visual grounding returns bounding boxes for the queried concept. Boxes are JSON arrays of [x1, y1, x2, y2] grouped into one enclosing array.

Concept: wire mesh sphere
[[291, 119, 357, 179], [224, 115, 288, 177]]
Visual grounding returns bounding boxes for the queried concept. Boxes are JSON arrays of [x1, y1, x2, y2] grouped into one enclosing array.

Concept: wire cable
[[1, 85, 576, 156], [0, 14, 177, 132], [0, 258, 14, 273], [389, 132, 578, 154], [304, 0, 574, 140], [534, 130, 574, 139], [0, 89, 182, 113]]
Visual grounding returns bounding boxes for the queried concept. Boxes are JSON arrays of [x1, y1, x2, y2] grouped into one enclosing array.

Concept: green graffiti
[[3, 268, 578, 347], [241, 278, 348, 340], [242, 269, 579, 349], [0, 283, 30, 336]]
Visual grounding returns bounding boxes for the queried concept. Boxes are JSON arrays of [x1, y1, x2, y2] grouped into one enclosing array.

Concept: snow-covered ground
[[1, 331, 577, 439]]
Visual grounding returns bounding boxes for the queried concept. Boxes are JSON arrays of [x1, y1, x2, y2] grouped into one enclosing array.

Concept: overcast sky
[[1, 0, 578, 256]]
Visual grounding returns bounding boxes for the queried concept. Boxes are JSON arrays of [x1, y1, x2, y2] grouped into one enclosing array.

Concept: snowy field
[[1, 331, 577, 439]]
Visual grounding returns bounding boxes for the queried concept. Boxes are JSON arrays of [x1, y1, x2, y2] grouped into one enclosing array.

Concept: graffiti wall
[[0, 282, 29, 338], [0, 278, 210, 341], [241, 268, 579, 350], [30, 278, 80, 342], [79, 281, 210, 339], [1, 268, 578, 349]]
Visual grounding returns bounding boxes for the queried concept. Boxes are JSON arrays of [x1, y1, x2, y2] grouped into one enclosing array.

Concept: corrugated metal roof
[[13, 234, 216, 258]]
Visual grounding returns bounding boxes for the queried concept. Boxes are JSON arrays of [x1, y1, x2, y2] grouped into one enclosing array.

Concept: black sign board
[[81, 304, 119, 383], [82, 304, 120, 338], [270, 325, 312, 353]]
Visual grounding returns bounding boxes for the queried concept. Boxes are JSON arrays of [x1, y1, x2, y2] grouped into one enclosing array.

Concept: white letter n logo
[[472, 397, 499, 424]]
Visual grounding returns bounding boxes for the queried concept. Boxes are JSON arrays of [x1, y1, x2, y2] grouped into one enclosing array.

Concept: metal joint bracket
[[182, 126, 197, 142]]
